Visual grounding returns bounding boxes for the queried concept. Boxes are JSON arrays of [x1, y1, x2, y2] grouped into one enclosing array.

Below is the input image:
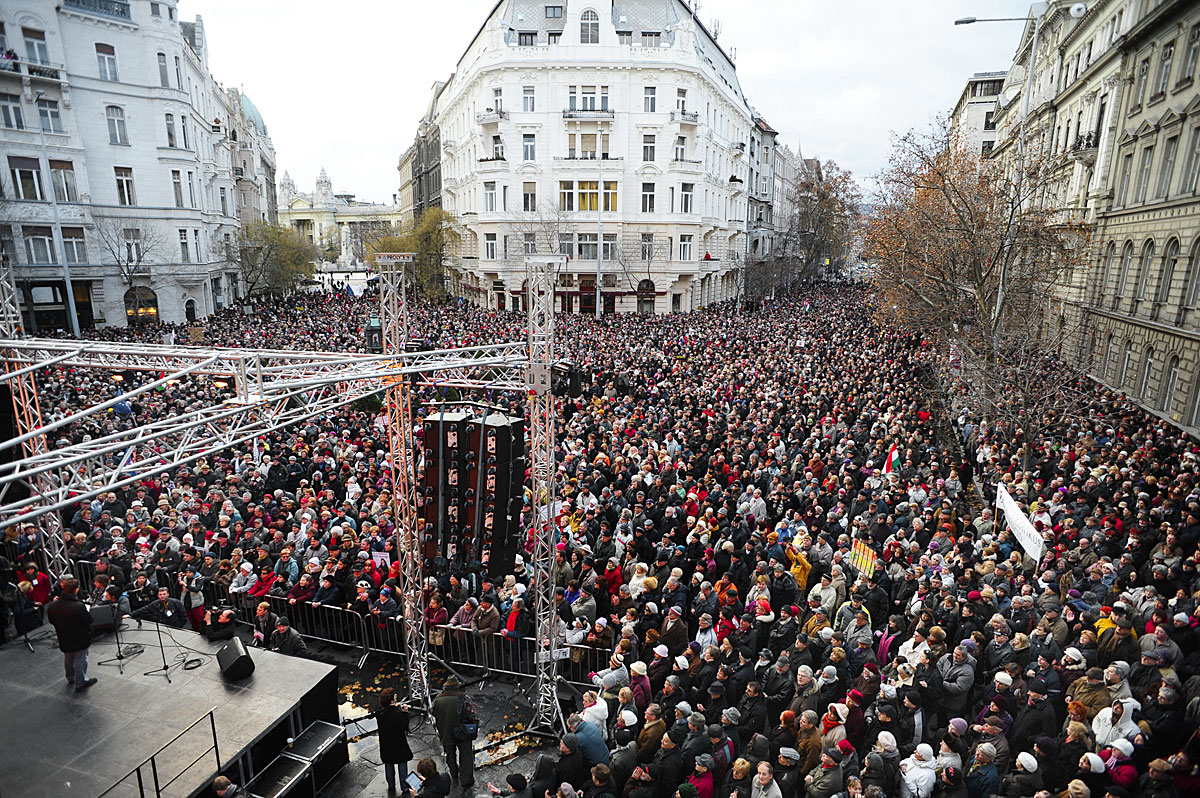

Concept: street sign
[[375, 253, 414, 265]]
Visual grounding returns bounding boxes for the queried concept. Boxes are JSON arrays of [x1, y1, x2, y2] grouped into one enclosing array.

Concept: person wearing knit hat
[[948, 718, 968, 736], [1016, 752, 1038, 772], [994, 671, 1013, 687], [558, 784, 577, 798], [1064, 779, 1091, 798], [1080, 752, 1105, 774], [676, 783, 699, 798]]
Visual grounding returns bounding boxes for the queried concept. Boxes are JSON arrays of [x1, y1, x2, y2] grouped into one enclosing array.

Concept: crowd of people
[[3, 283, 1200, 798]]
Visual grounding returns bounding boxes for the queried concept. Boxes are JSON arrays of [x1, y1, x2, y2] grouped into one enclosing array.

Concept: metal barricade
[[256, 595, 371, 668]]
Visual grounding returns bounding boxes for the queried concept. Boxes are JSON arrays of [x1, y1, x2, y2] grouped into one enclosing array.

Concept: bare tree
[[504, 201, 579, 283], [92, 217, 169, 324]]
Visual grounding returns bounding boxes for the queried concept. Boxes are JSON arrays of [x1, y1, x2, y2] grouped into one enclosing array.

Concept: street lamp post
[[595, 122, 604, 319], [33, 90, 80, 337], [956, 2, 1057, 344]]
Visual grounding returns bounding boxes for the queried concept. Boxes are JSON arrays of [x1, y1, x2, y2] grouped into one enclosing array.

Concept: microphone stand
[[141, 613, 175, 683], [96, 604, 140, 674]]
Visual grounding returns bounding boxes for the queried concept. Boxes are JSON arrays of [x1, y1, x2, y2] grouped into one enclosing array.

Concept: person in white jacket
[[581, 690, 609, 740], [898, 743, 937, 798], [1092, 697, 1141, 747]]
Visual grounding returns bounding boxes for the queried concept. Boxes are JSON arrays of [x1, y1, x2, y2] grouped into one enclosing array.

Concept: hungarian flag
[[883, 444, 900, 474]]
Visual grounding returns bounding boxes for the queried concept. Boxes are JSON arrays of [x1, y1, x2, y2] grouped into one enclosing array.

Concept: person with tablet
[[377, 687, 413, 794]]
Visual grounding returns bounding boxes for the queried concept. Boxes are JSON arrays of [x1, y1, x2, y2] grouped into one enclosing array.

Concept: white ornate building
[[0, 0, 274, 330], [949, 71, 1006, 156], [430, 0, 784, 313], [276, 169, 406, 264]]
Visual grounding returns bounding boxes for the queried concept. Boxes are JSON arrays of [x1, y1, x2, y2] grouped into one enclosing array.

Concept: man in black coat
[[46, 578, 96, 691], [270, 616, 308, 656], [1007, 679, 1058, 755]]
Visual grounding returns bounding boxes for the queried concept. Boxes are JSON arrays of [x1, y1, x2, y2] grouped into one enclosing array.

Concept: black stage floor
[[0, 622, 337, 798]]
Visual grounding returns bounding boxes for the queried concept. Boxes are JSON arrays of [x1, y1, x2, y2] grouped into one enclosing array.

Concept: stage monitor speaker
[[89, 603, 119, 635], [217, 637, 255, 680]]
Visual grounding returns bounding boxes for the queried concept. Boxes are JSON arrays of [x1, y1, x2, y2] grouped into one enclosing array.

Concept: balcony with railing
[[732, 142, 746, 156], [1069, 131, 1100, 164], [476, 156, 508, 172], [553, 155, 624, 168], [562, 108, 615, 120], [669, 158, 702, 174], [62, 0, 132, 21], [671, 110, 699, 124], [0, 57, 65, 81], [475, 108, 509, 125]]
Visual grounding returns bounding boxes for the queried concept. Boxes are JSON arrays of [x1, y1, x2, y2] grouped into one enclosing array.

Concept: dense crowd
[[4, 283, 1200, 798]]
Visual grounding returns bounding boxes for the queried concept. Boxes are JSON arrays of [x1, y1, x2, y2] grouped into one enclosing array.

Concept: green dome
[[240, 93, 267, 135]]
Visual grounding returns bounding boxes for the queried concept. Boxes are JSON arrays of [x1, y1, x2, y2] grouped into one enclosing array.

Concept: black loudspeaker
[[89, 603, 119, 635], [217, 637, 255, 680]]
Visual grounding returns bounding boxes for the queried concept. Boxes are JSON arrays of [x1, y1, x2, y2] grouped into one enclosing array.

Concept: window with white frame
[[1134, 145, 1154, 203], [50, 160, 76, 202], [558, 233, 573, 257], [578, 181, 598, 211], [602, 181, 617, 212], [492, 135, 504, 159], [642, 31, 660, 47], [518, 31, 537, 46], [172, 170, 184, 207], [187, 171, 196, 208], [1184, 126, 1200, 193], [674, 136, 686, 160], [580, 10, 599, 44], [1117, 152, 1134, 204], [123, 228, 142, 261], [23, 226, 55, 264], [179, 229, 190, 263], [157, 53, 170, 87], [559, 181, 574, 210], [676, 88, 687, 112], [1134, 58, 1150, 107], [643, 134, 656, 161], [106, 106, 127, 144], [115, 167, 135, 205], [37, 99, 62, 133], [181, 116, 190, 149], [1158, 136, 1178, 198], [602, 233, 617, 260], [165, 113, 177, 147], [0, 94, 24, 130], [8, 156, 43, 200], [680, 183, 694, 213], [523, 233, 537, 254], [581, 86, 596, 111], [484, 233, 497, 259], [23, 29, 49, 65], [641, 182, 655, 213], [1185, 25, 1200, 83], [577, 232, 597, 259], [220, 187, 228, 216], [679, 234, 693, 261], [61, 227, 86, 264], [523, 182, 537, 211], [484, 182, 497, 212], [523, 86, 535, 112], [644, 87, 656, 113], [523, 134, 536, 161], [492, 87, 503, 113], [546, 5, 563, 18], [548, 31, 561, 44], [1155, 42, 1175, 97], [95, 43, 118, 81], [618, 31, 632, 45], [641, 233, 654, 261]]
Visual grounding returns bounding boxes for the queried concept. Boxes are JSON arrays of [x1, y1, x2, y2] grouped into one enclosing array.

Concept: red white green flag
[[883, 444, 900, 474]]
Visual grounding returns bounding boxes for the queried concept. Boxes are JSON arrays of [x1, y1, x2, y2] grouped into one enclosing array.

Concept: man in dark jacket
[[46, 578, 96, 691], [650, 728, 685, 798], [131, 586, 188, 628], [1007, 680, 1057, 755], [270, 616, 308, 656], [432, 676, 474, 788]]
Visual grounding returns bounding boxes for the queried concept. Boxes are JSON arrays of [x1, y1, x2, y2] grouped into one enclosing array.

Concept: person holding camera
[[377, 687, 413, 794]]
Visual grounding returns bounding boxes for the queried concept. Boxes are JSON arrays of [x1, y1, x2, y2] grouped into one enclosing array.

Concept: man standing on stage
[[46, 578, 97, 691]]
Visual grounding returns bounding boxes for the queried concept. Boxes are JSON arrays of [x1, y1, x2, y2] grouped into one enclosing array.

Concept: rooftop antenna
[[712, 19, 721, 40]]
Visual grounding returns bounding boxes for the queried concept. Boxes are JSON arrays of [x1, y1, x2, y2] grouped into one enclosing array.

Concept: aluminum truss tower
[[0, 254, 564, 723]]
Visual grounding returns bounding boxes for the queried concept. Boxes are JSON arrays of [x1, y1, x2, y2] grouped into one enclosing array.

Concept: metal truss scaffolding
[[0, 254, 562, 727]]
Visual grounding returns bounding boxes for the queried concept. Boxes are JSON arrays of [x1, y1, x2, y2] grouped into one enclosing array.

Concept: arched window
[[1115, 241, 1135, 304], [106, 105, 127, 145], [1097, 241, 1116, 305], [185, 298, 197, 322], [124, 287, 157, 326], [1119, 339, 1133, 388], [1162, 355, 1180, 413], [637, 279, 655, 314], [580, 9, 599, 43], [1184, 241, 1200, 308], [1140, 346, 1155, 399], [1157, 238, 1180, 304], [1103, 333, 1114, 381], [1135, 239, 1155, 300]]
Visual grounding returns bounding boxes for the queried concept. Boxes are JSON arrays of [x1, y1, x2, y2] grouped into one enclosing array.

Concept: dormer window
[[581, 10, 599, 44]]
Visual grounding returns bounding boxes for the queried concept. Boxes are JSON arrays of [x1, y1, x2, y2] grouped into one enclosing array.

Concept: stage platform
[[0, 622, 342, 798]]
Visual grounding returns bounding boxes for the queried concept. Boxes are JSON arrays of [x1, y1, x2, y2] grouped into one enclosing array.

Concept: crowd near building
[[399, 0, 806, 314], [0, 0, 276, 330], [952, 0, 1200, 433]]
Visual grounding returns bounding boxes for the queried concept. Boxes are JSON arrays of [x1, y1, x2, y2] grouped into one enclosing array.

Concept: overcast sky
[[196, 0, 1032, 203]]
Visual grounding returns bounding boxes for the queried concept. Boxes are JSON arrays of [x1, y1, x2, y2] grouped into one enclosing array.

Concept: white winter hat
[[1017, 752, 1038, 772], [915, 743, 933, 761], [1108, 738, 1134, 757]]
